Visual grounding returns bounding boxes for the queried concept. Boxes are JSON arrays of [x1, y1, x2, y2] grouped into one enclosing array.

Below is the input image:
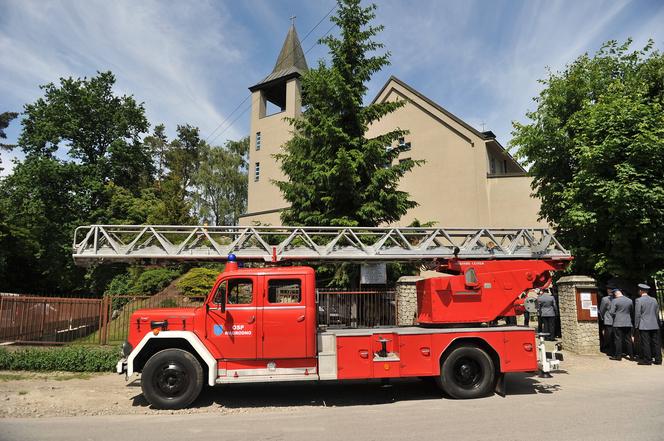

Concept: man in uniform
[[599, 287, 615, 356], [610, 288, 634, 361], [635, 283, 662, 365], [537, 289, 557, 341]]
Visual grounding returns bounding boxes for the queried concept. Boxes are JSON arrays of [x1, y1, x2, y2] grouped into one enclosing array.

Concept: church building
[[239, 25, 544, 228]]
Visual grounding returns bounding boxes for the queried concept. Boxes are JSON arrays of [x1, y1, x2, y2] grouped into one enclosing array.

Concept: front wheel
[[439, 345, 495, 399], [141, 349, 203, 409]]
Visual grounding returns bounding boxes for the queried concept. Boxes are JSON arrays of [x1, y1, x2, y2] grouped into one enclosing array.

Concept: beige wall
[[243, 78, 301, 224], [487, 176, 543, 227], [242, 76, 546, 229]]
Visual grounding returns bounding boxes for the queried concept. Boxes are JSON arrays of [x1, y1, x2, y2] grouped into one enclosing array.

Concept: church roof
[[373, 76, 526, 173], [249, 25, 308, 92]]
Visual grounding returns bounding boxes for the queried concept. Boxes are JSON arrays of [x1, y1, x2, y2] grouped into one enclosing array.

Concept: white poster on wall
[[360, 263, 387, 285]]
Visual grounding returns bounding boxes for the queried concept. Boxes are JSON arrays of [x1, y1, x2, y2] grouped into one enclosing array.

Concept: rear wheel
[[439, 345, 495, 399], [141, 349, 203, 409]]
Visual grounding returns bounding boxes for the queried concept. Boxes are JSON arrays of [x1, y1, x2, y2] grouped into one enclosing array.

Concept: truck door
[[206, 276, 258, 359], [261, 276, 307, 359]]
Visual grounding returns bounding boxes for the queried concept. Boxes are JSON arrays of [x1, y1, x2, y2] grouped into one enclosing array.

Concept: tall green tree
[[0, 72, 153, 293], [511, 39, 664, 280], [20, 71, 148, 166], [276, 0, 420, 227], [192, 137, 248, 225]]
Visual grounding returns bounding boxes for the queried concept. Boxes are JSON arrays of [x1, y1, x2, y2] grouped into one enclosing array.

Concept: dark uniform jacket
[[537, 294, 557, 317], [599, 295, 613, 325], [610, 295, 633, 327], [635, 295, 661, 330]]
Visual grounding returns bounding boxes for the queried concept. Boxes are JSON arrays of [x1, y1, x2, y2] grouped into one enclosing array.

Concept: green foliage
[[0, 346, 119, 372], [176, 267, 221, 297], [131, 268, 181, 295], [0, 65, 249, 295], [192, 137, 249, 225], [276, 0, 421, 228], [0, 111, 19, 160], [0, 157, 87, 292], [19, 71, 148, 165], [511, 39, 664, 280], [0, 72, 152, 294]]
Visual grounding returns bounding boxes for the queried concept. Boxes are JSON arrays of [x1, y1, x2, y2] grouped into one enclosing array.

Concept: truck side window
[[268, 279, 301, 304], [228, 279, 253, 305], [212, 281, 227, 304]]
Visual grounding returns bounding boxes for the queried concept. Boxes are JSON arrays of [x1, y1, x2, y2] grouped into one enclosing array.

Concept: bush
[[0, 346, 119, 372], [105, 273, 133, 310], [131, 268, 181, 295], [105, 267, 183, 310], [176, 267, 221, 297]]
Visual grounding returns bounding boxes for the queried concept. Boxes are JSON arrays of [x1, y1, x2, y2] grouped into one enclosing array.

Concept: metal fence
[[317, 289, 397, 328], [0, 294, 101, 344]]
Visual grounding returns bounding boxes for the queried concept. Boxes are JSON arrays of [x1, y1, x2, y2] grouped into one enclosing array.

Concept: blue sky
[[1, 0, 663, 175]]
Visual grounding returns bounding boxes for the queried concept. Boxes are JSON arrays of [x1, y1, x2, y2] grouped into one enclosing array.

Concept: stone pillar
[[557, 275, 600, 354], [396, 276, 422, 326]]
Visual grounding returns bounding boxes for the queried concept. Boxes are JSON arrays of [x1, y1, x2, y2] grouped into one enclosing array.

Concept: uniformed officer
[[635, 283, 662, 365], [599, 287, 615, 356], [537, 289, 557, 341], [610, 288, 634, 361]]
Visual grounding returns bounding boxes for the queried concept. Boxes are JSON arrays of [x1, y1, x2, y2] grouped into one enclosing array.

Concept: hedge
[[0, 346, 119, 372], [176, 267, 222, 297]]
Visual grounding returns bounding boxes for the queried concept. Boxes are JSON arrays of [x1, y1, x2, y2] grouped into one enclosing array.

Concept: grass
[[18, 390, 28, 395], [0, 373, 30, 381], [0, 371, 95, 381]]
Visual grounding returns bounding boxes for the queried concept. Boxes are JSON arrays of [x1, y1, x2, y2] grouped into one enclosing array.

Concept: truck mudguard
[[126, 331, 217, 386]]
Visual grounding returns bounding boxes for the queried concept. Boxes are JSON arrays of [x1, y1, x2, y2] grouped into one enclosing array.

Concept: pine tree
[[276, 0, 420, 227]]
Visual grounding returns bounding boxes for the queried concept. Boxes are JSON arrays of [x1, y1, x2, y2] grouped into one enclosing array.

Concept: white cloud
[[0, 0, 252, 149]]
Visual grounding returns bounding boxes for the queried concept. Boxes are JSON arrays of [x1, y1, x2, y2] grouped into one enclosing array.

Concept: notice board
[[575, 288, 598, 321]]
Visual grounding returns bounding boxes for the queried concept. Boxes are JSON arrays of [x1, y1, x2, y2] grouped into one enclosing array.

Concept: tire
[[439, 345, 495, 399], [141, 349, 204, 409]]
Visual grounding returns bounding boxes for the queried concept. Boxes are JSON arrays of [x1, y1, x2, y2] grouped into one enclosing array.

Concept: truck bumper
[[116, 358, 127, 375]]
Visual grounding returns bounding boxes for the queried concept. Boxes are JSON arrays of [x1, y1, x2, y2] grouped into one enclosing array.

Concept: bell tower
[[242, 23, 308, 225]]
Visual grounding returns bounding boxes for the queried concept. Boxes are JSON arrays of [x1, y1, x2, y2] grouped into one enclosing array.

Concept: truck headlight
[[122, 341, 133, 357]]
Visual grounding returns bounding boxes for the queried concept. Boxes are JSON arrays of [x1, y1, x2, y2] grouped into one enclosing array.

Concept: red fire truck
[[73, 225, 570, 409]]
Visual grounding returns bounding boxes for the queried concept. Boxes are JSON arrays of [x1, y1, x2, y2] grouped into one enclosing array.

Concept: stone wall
[[396, 276, 422, 326], [557, 275, 600, 354]]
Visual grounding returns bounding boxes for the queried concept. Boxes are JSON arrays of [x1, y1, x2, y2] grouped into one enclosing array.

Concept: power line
[[204, 4, 336, 144], [207, 22, 337, 146]]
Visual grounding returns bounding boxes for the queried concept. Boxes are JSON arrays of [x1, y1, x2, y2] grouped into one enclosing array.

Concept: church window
[[490, 157, 496, 174], [256, 132, 261, 151], [398, 137, 411, 151], [254, 162, 260, 181], [503, 159, 507, 173]]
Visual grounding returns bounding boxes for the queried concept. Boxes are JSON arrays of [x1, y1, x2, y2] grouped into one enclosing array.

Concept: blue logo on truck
[[213, 324, 224, 336]]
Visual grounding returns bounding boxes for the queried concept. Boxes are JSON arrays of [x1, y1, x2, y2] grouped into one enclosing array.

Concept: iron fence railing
[[0, 294, 101, 344], [316, 289, 397, 328]]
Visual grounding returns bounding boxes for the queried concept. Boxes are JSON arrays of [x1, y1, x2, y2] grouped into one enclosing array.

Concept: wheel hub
[[453, 357, 483, 389], [155, 362, 189, 397]]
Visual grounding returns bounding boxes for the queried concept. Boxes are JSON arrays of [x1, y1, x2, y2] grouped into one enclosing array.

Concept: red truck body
[[120, 257, 568, 408]]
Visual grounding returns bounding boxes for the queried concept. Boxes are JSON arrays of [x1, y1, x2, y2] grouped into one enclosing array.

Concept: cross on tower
[[480, 121, 486, 131], [290, 15, 296, 26]]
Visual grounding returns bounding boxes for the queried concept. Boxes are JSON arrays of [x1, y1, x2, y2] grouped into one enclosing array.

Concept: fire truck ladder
[[72, 225, 570, 265]]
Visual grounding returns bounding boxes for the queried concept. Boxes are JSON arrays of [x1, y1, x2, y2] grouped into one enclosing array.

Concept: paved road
[[2, 355, 664, 441]]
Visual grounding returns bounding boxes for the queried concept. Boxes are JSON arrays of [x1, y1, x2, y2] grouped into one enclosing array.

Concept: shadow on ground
[[130, 373, 563, 409]]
